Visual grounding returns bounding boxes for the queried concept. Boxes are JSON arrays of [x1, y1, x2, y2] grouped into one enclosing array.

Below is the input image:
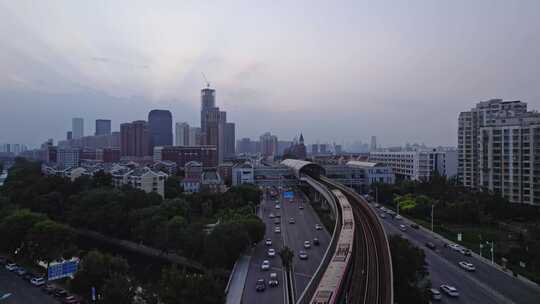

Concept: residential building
[[237, 138, 259, 154], [369, 149, 457, 181], [57, 148, 81, 169], [175, 122, 190, 146], [67, 131, 72, 140], [95, 119, 112, 136], [459, 99, 540, 205], [260, 132, 278, 157], [224, 122, 236, 159], [111, 167, 167, 197], [346, 161, 395, 184], [148, 110, 173, 150], [96, 148, 121, 163], [188, 127, 202, 146], [120, 120, 150, 158], [72, 118, 84, 139], [153, 145, 218, 168]]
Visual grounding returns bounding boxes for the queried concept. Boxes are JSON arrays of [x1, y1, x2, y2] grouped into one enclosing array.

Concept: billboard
[[47, 258, 79, 281], [283, 191, 294, 199]]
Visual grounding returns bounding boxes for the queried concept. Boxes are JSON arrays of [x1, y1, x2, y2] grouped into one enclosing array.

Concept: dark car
[[54, 288, 69, 298], [255, 278, 266, 292], [42, 284, 56, 294], [0, 256, 7, 265], [23, 272, 35, 281], [63, 295, 80, 304], [313, 238, 320, 246], [410, 223, 420, 229], [425, 242, 436, 250]]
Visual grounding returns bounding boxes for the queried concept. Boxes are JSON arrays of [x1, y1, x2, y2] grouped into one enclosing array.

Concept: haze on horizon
[[1, 0, 540, 148]]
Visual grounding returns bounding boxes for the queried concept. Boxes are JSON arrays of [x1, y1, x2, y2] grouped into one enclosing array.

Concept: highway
[[377, 207, 540, 304], [241, 189, 330, 304]]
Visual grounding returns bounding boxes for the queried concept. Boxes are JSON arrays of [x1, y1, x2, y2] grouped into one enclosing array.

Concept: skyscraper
[[189, 127, 202, 146], [370, 136, 377, 151], [72, 117, 84, 139], [120, 120, 150, 158], [95, 119, 112, 136], [175, 122, 190, 146], [67, 131, 72, 140], [260, 132, 278, 157], [224, 122, 236, 159], [148, 110, 173, 150]]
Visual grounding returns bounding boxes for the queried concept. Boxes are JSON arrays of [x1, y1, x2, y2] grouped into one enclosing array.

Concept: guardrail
[[296, 175, 342, 304]]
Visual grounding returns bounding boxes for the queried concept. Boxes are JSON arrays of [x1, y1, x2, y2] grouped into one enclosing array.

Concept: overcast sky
[[1, 0, 540, 148]]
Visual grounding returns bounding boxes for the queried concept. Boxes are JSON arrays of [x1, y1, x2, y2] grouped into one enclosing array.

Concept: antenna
[[201, 72, 210, 88]]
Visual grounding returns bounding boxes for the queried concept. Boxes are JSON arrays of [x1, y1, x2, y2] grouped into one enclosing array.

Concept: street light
[[431, 204, 435, 232]]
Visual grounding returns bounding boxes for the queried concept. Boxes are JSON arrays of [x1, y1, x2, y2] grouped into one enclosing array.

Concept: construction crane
[[201, 72, 210, 88]]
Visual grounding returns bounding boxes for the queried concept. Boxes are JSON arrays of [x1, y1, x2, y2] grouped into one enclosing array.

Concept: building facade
[[175, 122, 190, 146], [459, 99, 540, 205], [260, 132, 278, 157], [148, 110, 173, 150], [72, 117, 84, 139], [153, 145, 218, 168], [120, 120, 150, 158], [95, 119, 112, 136]]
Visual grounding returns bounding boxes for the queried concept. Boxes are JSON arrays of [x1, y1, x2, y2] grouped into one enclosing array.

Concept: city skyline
[[2, 1, 540, 147]]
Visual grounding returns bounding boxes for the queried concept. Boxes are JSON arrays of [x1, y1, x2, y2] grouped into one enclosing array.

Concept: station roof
[[346, 160, 384, 169], [281, 159, 326, 178]]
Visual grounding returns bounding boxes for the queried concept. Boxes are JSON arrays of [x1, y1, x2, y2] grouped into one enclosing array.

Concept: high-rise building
[[120, 120, 150, 158], [311, 144, 319, 155], [175, 122, 190, 146], [72, 118, 84, 139], [224, 122, 236, 159], [237, 138, 258, 154], [95, 119, 112, 136], [320, 144, 328, 154], [148, 110, 173, 150], [189, 127, 202, 146], [370, 136, 377, 151], [334, 144, 343, 155], [57, 148, 81, 169], [458, 99, 540, 205], [260, 132, 278, 157], [67, 131, 72, 140]]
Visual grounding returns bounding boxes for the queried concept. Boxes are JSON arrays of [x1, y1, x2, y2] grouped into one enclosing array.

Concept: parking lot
[[0, 266, 58, 304]]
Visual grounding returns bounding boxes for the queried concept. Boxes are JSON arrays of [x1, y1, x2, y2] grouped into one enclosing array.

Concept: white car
[[269, 213, 275, 218], [265, 239, 272, 246], [268, 248, 276, 257], [275, 205, 281, 209], [399, 224, 406, 231], [395, 215, 402, 220], [268, 272, 279, 287], [298, 251, 308, 260], [289, 218, 295, 224], [5, 263, 18, 271], [449, 244, 461, 251], [430, 288, 442, 300], [274, 227, 281, 233], [30, 277, 46, 286], [380, 213, 387, 218], [440, 284, 459, 297], [459, 261, 476, 272], [304, 241, 311, 249], [315, 224, 323, 230], [261, 260, 270, 270]]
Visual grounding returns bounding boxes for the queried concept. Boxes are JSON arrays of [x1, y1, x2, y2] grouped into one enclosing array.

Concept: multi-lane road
[[241, 189, 330, 304], [377, 206, 540, 304]]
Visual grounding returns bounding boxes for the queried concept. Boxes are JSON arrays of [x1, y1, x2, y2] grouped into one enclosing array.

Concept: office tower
[[260, 132, 278, 157], [199, 85, 233, 164], [189, 127, 202, 146], [224, 122, 236, 159], [72, 118, 84, 139], [57, 148, 81, 169], [175, 122, 190, 146], [458, 99, 540, 205], [95, 119, 112, 136], [148, 110, 173, 150], [370, 136, 377, 151], [67, 131, 72, 140], [120, 120, 150, 158], [237, 138, 258, 154]]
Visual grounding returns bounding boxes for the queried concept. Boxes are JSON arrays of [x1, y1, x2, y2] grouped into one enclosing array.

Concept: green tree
[[159, 265, 224, 304], [239, 216, 266, 244], [0, 209, 47, 257], [203, 223, 250, 268], [26, 219, 75, 265], [164, 175, 182, 199], [101, 272, 135, 304], [389, 235, 430, 304], [279, 246, 294, 271], [92, 170, 113, 188]]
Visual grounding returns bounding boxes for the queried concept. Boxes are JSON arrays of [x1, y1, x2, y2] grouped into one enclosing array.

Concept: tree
[[92, 170, 113, 188], [164, 176, 182, 199], [389, 235, 430, 304], [101, 273, 135, 304], [203, 223, 250, 268], [239, 216, 265, 244], [279, 246, 294, 271], [0, 209, 47, 257], [159, 265, 224, 304], [26, 219, 75, 265]]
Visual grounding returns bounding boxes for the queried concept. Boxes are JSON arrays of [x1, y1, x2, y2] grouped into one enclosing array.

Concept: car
[[275, 205, 281, 209], [261, 260, 270, 270], [298, 251, 308, 260], [0, 256, 7, 265], [304, 240, 311, 249], [439, 284, 459, 297], [459, 261, 476, 271], [410, 223, 420, 229], [430, 288, 442, 300], [380, 213, 387, 218], [268, 272, 279, 287], [265, 239, 272, 246], [399, 224, 406, 231], [374, 203, 380, 208], [23, 272, 35, 281], [289, 218, 295, 224], [460, 248, 472, 256], [269, 213, 275, 218], [30, 277, 46, 286], [299, 205, 304, 210], [274, 218, 281, 225], [268, 248, 276, 257], [313, 238, 320, 246], [315, 224, 323, 230], [395, 215, 403, 220], [54, 288, 69, 298], [425, 242, 436, 250], [255, 278, 266, 292], [5, 263, 18, 271], [15, 267, 27, 276], [63, 295, 79, 304], [274, 227, 281, 233], [42, 284, 56, 294], [274, 213, 281, 218], [449, 244, 461, 251]]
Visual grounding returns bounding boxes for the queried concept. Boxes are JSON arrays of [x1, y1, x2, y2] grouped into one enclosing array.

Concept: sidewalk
[[225, 254, 251, 304]]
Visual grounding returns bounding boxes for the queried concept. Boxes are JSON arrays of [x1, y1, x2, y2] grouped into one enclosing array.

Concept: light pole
[[431, 204, 435, 232], [375, 185, 379, 204]]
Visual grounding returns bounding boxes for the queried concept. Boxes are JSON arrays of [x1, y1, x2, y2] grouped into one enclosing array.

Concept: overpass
[[281, 159, 393, 304]]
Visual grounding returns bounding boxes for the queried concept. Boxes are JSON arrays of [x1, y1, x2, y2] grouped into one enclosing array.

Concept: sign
[[520, 261, 526, 268], [47, 259, 79, 281], [92, 287, 96, 301], [283, 191, 294, 199], [457, 233, 462, 242]]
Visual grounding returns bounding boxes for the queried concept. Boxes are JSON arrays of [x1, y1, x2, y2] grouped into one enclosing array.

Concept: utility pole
[[431, 204, 434, 232], [490, 241, 495, 264], [375, 186, 378, 204]]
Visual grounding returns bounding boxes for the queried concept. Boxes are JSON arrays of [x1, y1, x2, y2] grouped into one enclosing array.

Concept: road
[[377, 207, 540, 304], [0, 268, 57, 304], [241, 189, 330, 304]]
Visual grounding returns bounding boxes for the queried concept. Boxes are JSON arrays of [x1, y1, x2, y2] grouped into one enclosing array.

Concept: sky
[[1, 0, 540, 148]]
